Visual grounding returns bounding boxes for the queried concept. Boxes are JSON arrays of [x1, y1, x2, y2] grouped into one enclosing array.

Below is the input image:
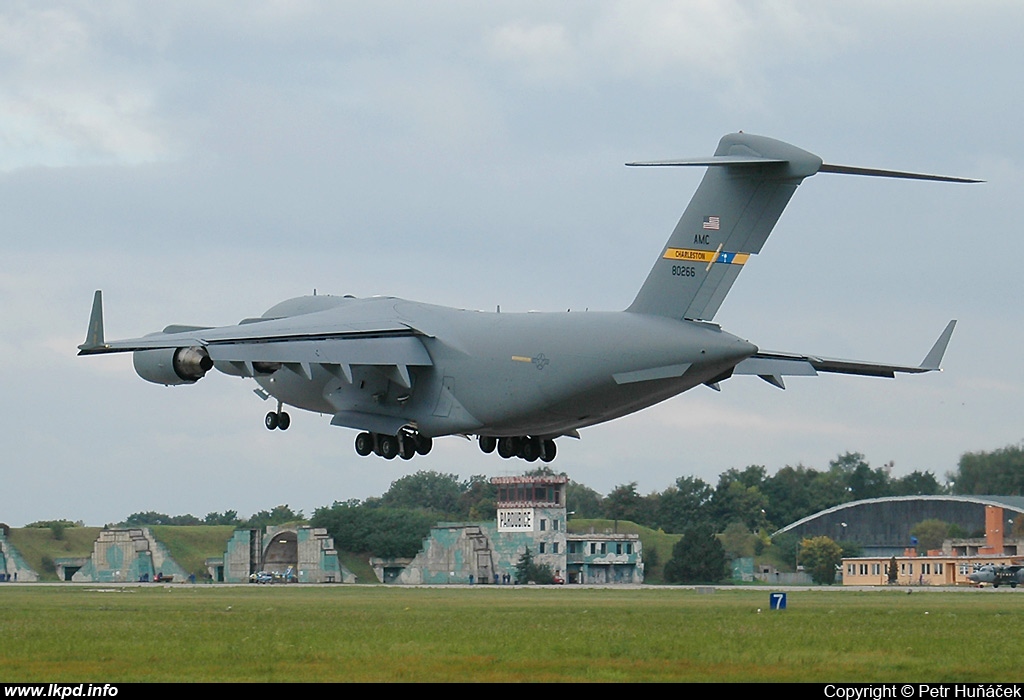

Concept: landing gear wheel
[[354, 432, 374, 457], [399, 434, 416, 460], [277, 412, 290, 430], [265, 412, 279, 430], [521, 437, 541, 462], [378, 434, 399, 460], [479, 436, 497, 454], [540, 439, 556, 462], [415, 434, 433, 456], [497, 437, 518, 459]]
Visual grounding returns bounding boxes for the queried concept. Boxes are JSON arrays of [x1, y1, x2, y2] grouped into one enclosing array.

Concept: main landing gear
[[354, 431, 433, 460], [479, 435, 556, 462]]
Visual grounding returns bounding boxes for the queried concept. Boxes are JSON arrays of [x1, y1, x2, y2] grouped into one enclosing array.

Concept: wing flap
[[208, 336, 433, 383]]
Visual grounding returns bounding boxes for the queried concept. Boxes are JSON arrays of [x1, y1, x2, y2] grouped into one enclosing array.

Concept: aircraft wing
[[77, 290, 433, 387], [734, 320, 956, 388]]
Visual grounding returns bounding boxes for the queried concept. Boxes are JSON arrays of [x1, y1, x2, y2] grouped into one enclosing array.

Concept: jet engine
[[133, 346, 213, 385]]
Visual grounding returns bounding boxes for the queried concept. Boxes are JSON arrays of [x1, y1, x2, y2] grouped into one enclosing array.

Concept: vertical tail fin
[[625, 132, 980, 321], [625, 133, 823, 321]]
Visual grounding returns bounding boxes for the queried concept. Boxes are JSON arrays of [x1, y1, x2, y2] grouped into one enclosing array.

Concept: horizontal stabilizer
[[631, 158, 983, 183], [734, 320, 957, 384], [819, 164, 983, 184], [626, 156, 787, 168]]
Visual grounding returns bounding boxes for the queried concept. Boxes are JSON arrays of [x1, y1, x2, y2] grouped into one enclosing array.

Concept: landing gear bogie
[[354, 430, 433, 460], [486, 435, 559, 462]]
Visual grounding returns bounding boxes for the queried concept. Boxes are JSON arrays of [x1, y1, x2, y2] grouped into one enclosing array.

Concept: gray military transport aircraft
[[79, 133, 975, 462]]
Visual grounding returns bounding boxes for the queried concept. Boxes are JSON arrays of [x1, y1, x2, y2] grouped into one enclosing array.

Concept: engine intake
[[133, 346, 213, 386]]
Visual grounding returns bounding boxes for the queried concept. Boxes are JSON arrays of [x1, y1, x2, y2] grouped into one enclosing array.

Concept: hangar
[[837, 501, 1024, 586], [774, 495, 1024, 557], [218, 525, 354, 583]]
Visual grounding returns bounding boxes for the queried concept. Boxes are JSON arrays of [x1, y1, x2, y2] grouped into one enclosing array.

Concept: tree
[[604, 482, 641, 532], [122, 511, 202, 526], [663, 523, 728, 584], [887, 555, 898, 584], [761, 464, 819, 528], [837, 541, 863, 559], [459, 475, 497, 521], [656, 476, 713, 533], [26, 520, 78, 540], [950, 443, 1024, 495], [203, 510, 240, 526], [770, 532, 801, 571], [799, 536, 843, 585], [381, 471, 466, 515], [762, 464, 849, 528], [311, 501, 436, 558], [122, 511, 174, 526], [910, 519, 950, 554], [514, 546, 554, 584], [891, 470, 944, 496], [709, 479, 769, 531], [566, 481, 604, 519], [719, 521, 757, 558], [829, 452, 892, 501], [245, 505, 304, 528]]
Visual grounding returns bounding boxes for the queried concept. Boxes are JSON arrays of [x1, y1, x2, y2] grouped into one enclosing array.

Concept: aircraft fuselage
[[250, 295, 757, 439]]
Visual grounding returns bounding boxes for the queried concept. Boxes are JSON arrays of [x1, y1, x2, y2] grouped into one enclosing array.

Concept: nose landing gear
[[264, 403, 291, 431]]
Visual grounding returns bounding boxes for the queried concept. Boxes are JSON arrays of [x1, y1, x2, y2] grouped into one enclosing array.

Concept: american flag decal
[[703, 215, 720, 230]]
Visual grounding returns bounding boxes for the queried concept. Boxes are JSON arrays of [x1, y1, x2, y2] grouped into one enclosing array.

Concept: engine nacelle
[[133, 346, 213, 386]]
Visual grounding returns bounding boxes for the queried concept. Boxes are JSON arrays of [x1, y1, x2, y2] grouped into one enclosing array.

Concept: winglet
[[78, 290, 107, 354], [920, 320, 957, 370]]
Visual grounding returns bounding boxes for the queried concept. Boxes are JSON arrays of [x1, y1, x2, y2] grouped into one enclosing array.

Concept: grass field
[[0, 585, 1020, 682]]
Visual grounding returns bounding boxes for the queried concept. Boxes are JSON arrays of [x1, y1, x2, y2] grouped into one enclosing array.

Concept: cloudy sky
[[2, 1, 1021, 527]]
